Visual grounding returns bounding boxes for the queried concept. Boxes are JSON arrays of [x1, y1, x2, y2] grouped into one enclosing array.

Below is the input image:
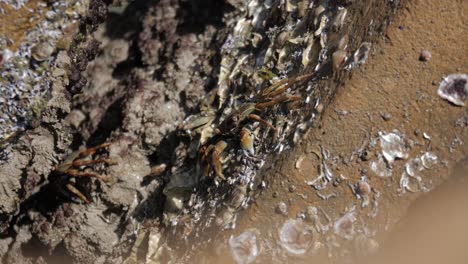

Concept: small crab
[[200, 72, 316, 180], [216, 72, 315, 135], [52, 142, 117, 204]]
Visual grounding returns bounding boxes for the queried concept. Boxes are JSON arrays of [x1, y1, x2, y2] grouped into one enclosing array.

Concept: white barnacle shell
[[279, 219, 315, 255], [302, 36, 316, 67], [233, 18, 253, 48], [379, 131, 408, 164], [333, 207, 356, 240], [437, 73, 467, 106], [229, 229, 259, 264], [332, 7, 348, 31], [353, 42, 372, 65]]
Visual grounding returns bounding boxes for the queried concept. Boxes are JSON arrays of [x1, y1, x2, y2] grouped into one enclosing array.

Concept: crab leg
[[261, 72, 315, 98], [72, 158, 117, 167], [261, 77, 292, 97], [211, 141, 227, 180], [256, 94, 301, 109], [66, 183, 90, 204], [78, 142, 112, 158], [67, 169, 110, 182], [248, 114, 277, 131]]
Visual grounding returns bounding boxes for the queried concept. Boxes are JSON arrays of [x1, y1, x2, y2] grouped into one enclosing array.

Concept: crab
[[216, 72, 315, 135], [52, 142, 117, 204], [199, 140, 228, 180], [199, 72, 316, 180]]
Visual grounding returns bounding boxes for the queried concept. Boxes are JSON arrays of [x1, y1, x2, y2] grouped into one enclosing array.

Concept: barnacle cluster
[[0, 0, 29, 11], [163, 0, 374, 234], [0, 0, 87, 150]]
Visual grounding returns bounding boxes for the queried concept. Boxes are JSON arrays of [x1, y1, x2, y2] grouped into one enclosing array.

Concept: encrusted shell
[[31, 41, 55, 61]]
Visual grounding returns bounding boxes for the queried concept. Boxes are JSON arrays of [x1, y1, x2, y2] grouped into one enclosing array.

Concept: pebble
[[288, 184, 297, 193], [275, 202, 288, 216], [355, 181, 371, 196], [419, 50, 431, 61], [380, 112, 392, 121]]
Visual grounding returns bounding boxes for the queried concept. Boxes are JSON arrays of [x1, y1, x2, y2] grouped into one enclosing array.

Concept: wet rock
[[0, 147, 31, 223]]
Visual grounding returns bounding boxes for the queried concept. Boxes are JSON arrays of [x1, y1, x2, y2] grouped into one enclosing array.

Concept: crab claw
[[240, 128, 255, 155], [212, 141, 227, 180]]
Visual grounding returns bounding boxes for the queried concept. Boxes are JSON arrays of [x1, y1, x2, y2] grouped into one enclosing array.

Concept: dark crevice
[[86, 97, 124, 147], [176, 0, 232, 34]]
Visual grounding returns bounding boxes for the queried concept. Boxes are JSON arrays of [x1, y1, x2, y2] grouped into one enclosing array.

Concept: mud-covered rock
[[0, 0, 403, 263]]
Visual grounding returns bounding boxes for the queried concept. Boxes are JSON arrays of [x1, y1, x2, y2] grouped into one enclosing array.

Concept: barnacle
[[229, 230, 259, 264], [279, 219, 315, 255], [437, 73, 468, 106]]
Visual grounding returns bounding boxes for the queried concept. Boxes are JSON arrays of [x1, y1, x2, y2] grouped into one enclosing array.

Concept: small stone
[[272, 191, 279, 198], [332, 178, 341, 187], [360, 168, 368, 175], [355, 181, 371, 196], [288, 184, 297, 193], [419, 50, 431, 61], [380, 112, 391, 121], [295, 156, 305, 169], [276, 202, 288, 216], [414, 128, 421, 136], [432, 80, 438, 86], [315, 103, 324, 114]]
